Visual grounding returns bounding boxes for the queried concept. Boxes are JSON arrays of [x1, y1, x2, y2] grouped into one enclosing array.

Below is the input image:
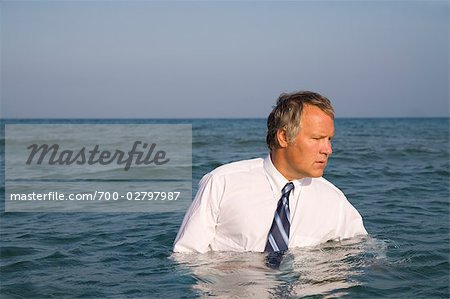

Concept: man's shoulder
[[309, 176, 346, 199], [209, 157, 265, 178]]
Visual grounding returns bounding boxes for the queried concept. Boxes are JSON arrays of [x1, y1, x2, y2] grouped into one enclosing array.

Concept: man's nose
[[321, 139, 332, 156]]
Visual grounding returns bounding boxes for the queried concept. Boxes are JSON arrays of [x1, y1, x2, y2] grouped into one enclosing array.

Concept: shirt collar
[[263, 154, 302, 199]]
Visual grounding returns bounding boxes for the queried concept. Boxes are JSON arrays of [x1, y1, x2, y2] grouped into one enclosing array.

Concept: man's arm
[[173, 173, 222, 253], [336, 193, 368, 240]]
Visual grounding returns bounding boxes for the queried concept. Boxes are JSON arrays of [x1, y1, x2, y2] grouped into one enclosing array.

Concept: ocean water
[[0, 118, 449, 298]]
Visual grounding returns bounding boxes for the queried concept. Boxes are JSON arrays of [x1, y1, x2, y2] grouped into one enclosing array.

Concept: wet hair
[[266, 91, 335, 151]]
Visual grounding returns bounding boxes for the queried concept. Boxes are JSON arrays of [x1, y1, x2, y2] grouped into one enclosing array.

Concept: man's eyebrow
[[313, 132, 334, 137]]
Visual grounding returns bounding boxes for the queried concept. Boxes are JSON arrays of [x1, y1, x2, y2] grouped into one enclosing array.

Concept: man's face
[[282, 104, 334, 180]]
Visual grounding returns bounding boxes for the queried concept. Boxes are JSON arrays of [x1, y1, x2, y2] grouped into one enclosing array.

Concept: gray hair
[[266, 91, 335, 151]]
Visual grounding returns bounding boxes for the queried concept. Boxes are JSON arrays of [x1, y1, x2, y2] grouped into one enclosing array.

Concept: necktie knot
[[282, 182, 294, 196]]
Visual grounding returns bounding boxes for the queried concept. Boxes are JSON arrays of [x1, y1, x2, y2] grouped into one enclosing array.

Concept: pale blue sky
[[1, 1, 448, 118]]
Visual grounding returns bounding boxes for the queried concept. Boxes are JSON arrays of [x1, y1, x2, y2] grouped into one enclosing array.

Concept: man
[[173, 91, 367, 253]]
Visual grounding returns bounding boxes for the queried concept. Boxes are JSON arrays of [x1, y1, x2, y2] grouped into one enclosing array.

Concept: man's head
[[267, 91, 335, 180]]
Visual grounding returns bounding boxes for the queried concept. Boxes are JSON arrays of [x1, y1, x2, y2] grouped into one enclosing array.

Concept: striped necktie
[[265, 182, 294, 253]]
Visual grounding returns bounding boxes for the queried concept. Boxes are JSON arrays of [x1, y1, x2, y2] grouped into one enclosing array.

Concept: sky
[[1, 0, 449, 118]]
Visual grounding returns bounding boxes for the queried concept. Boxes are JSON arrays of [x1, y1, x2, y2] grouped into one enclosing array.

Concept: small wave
[[0, 246, 39, 258]]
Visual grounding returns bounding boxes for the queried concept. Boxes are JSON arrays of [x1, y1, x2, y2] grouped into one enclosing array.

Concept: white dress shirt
[[173, 155, 367, 253]]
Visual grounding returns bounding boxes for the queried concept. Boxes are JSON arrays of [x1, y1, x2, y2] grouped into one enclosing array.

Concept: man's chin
[[309, 170, 325, 178]]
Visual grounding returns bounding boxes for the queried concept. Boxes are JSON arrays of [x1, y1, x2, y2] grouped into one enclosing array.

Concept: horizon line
[[1, 116, 449, 121]]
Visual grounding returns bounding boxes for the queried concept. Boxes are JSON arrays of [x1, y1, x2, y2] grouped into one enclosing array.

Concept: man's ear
[[276, 129, 289, 148]]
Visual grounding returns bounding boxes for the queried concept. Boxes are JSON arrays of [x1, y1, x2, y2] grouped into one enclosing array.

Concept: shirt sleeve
[[337, 194, 368, 239], [172, 173, 222, 253]]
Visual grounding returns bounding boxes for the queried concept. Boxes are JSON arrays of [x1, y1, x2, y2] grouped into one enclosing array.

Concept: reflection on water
[[172, 236, 386, 298]]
